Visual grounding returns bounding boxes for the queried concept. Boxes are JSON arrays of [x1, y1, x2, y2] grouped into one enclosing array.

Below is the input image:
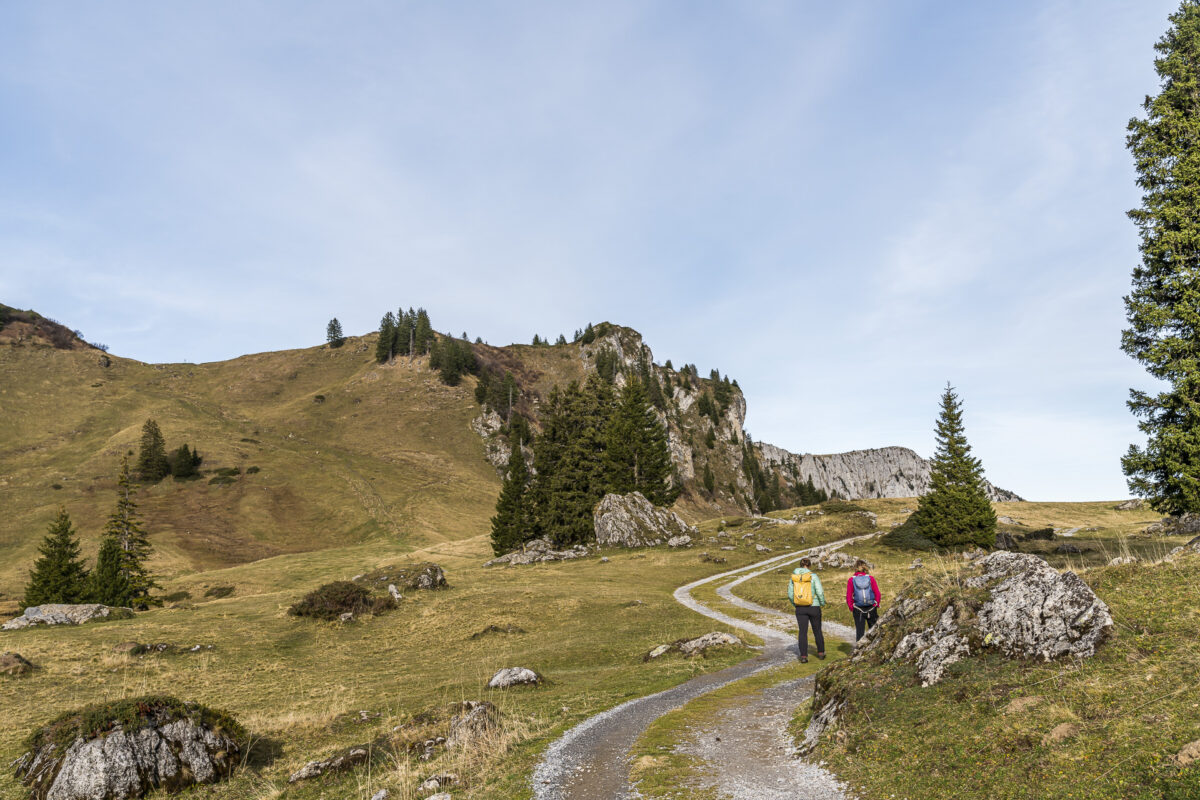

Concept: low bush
[[880, 517, 939, 551], [245, 466, 260, 474], [160, 590, 191, 603], [288, 581, 396, 620], [820, 499, 868, 514], [203, 586, 234, 599], [208, 475, 236, 486]]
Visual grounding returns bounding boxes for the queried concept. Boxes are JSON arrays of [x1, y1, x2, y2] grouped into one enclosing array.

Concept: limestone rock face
[[892, 606, 971, 687], [756, 444, 1022, 502], [3, 604, 133, 631], [487, 667, 542, 689], [15, 705, 243, 799], [594, 492, 696, 548], [484, 537, 589, 566]]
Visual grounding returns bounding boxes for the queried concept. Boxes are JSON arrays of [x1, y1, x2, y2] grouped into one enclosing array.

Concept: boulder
[[667, 534, 692, 548], [1115, 499, 1145, 511], [0, 651, 35, 676], [15, 697, 245, 799], [858, 552, 1111, 688], [1152, 513, 1200, 536], [487, 667, 542, 689], [643, 644, 673, 661], [908, 558, 924, 570], [3, 604, 133, 631], [419, 774, 458, 793], [814, 551, 870, 570], [997, 515, 1023, 525], [288, 746, 369, 783], [1108, 556, 1138, 566], [403, 564, 447, 591], [1055, 543, 1082, 554], [677, 631, 740, 656], [593, 492, 696, 548], [994, 530, 1018, 551], [446, 701, 498, 749], [755, 544, 771, 553], [428, 794, 452, 800], [485, 537, 589, 566]]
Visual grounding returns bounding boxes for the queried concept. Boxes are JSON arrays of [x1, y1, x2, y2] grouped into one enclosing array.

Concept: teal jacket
[[787, 567, 825, 607]]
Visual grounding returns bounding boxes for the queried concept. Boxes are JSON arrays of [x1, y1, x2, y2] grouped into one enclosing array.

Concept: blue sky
[[0, 1, 1181, 500]]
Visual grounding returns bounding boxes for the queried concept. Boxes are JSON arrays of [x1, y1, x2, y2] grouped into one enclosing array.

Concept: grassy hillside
[[0, 333, 499, 602]]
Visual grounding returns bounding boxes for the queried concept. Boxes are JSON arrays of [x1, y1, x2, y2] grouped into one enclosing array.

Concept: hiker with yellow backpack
[[787, 557, 826, 663]]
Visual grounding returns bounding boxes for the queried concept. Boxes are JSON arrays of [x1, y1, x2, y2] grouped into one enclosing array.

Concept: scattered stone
[[644, 644, 673, 661], [1108, 555, 1138, 566], [1042, 722, 1080, 746], [487, 667, 542, 689], [338, 612, 355, 623], [470, 624, 526, 639], [994, 530, 1018, 551], [720, 546, 735, 551], [1057, 527, 1082, 538], [387, 584, 403, 602], [419, 774, 459, 792], [814, 551, 870, 570], [677, 631, 740, 657], [15, 696, 245, 799], [0, 651, 35, 676], [600, 557, 610, 563], [1115, 498, 1145, 511], [908, 558, 924, 570], [3, 604, 133, 631], [447, 701, 499, 749], [741, 532, 755, 539], [111, 642, 177, 656], [699, 552, 727, 564], [997, 515, 1023, 525], [370, 790, 390, 800], [1055, 543, 1082, 554], [855, 510, 878, 527], [667, 534, 692, 548], [289, 746, 369, 782], [593, 492, 696, 548], [1147, 513, 1200, 537], [427, 794, 452, 800], [959, 547, 987, 561], [1174, 739, 1200, 767], [485, 537, 589, 566], [755, 544, 771, 553]]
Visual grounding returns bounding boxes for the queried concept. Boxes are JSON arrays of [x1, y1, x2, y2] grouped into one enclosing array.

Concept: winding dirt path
[[531, 537, 870, 799]]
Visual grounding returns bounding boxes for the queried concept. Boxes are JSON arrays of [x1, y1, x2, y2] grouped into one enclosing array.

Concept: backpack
[[852, 574, 875, 608], [791, 572, 814, 606]]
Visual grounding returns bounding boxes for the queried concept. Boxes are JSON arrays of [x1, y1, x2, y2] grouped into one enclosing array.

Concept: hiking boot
[[799, 656, 808, 663], [816, 652, 826, 660]]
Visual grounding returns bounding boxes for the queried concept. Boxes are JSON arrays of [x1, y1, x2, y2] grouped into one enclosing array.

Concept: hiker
[[788, 557, 825, 663], [847, 560, 881, 641]]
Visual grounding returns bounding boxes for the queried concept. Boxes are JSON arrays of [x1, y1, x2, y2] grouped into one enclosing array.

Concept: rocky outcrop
[[289, 746, 369, 783], [757, 444, 1022, 502], [447, 701, 499, 749], [487, 667, 542, 689], [485, 537, 590, 566], [594, 492, 696, 548], [1144, 513, 1200, 536], [356, 563, 447, 591], [1, 651, 35, 676], [1115, 498, 1145, 511], [15, 697, 245, 799], [3, 604, 134, 631], [644, 631, 741, 660], [863, 552, 1112, 688]]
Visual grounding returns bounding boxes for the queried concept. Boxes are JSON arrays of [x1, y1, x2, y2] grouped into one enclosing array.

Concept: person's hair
[[799, 558, 811, 568], [855, 560, 869, 570]]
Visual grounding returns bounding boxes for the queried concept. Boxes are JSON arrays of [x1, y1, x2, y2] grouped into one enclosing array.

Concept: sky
[[0, 1, 1182, 501]]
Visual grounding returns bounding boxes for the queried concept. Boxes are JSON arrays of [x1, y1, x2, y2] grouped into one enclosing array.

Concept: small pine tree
[[490, 440, 532, 555], [702, 463, 716, 495], [98, 456, 159, 607], [22, 508, 89, 608], [88, 537, 129, 607], [705, 427, 717, 449], [908, 384, 997, 549], [326, 318, 345, 348], [375, 312, 397, 363], [532, 334, 542, 346], [555, 333, 567, 346], [136, 419, 170, 482], [168, 444, 202, 479]]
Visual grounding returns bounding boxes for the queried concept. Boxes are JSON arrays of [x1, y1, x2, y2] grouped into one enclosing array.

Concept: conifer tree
[[136, 419, 170, 482], [603, 378, 675, 504], [413, 309, 433, 355], [22, 508, 89, 608], [490, 438, 531, 554], [168, 444, 202, 479], [88, 537, 130, 607], [375, 312, 397, 363], [96, 456, 159, 607], [555, 333, 567, 346], [702, 463, 716, 495], [1121, 2, 1200, 513], [908, 385, 997, 548], [326, 318, 345, 348]]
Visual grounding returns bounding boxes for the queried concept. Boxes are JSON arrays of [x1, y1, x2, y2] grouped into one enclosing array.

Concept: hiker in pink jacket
[[846, 560, 880, 641]]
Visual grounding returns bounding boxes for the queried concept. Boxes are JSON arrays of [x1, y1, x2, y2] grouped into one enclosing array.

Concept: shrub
[[288, 581, 396, 620], [245, 466, 260, 474], [880, 517, 939, 551], [160, 590, 191, 603], [203, 585, 234, 599], [208, 475, 236, 486], [820, 499, 868, 514]]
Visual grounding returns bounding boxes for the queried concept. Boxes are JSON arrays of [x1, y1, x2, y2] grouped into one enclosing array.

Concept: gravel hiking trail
[[531, 536, 871, 799]]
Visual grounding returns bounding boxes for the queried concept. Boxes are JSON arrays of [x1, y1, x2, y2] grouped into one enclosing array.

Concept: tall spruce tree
[[413, 309, 433, 355], [490, 438, 531, 554], [1122, 2, 1200, 513], [136, 419, 170, 482], [326, 318, 345, 348], [22, 508, 89, 608], [908, 385, 997, 548], [97, 457, 158, 607], [375, 312, 397, 363], [88, 537, 130, 607], [603, 378, 676, 504]]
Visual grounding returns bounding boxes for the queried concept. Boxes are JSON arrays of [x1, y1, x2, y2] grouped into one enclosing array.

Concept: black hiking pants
[[794, 605, 824, 657], [853, 606, 879, 641]]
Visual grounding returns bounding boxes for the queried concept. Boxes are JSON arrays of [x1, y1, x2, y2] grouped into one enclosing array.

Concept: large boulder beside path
[[593, 492, 696, 548], [3, 604, 134, 631], [14, 696, 245, 800]]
